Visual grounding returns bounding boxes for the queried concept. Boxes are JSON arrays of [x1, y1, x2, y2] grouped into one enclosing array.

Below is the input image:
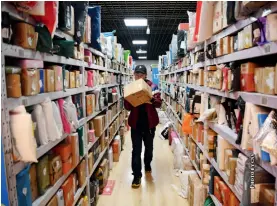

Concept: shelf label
[[264, 44, 271, 53], [19, 49, 24, 57], [22, 98, 28, 106], [261, 96, 268, 105]]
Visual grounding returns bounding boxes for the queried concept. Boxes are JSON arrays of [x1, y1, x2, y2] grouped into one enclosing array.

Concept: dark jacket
[[124, 79, 162, 129]]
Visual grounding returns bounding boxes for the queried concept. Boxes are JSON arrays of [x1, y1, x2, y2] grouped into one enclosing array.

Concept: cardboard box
[[275, 64, 277, 94], [84, 15, 91, 43], [61, 175, 74, 206], [262, 67, 275, 95], [228, 157, 237, 185], [100, 134, 105, 151], [66, 133, 79, 167], [254, 67, 263, 93], [188, 173, 199, 206], [214, 69, 223, 90], [219, 181, 231, 206], [49, 155, 63, 186], [229, 192, 240, 206], [6, 74, 21, 98], [216, 38, 223, 57], [224, 149, 233, 171], [100, 159, 109, 188], [21, 68, 40, 96], [13, 22, 38, 50], [198, 70, 204, 86], [64, 70, 69, 89], [47, 195, 58, 206], [53, 66, 63, 91], [93, 115, 104, 137], [86, 95, 93, 116], [37, 155, 51, 195], [69, 72, 75, 88], [214, 177, 223, 203], [244, 24, 253, 49], [77, 159, 86, 186], [44, 69, 55, 92], [112, 140, 120, 162], [88, 152, 94, 174], [241, 62, 259, 92], [223, 36, 231, 55], [213, 2, 223, 34], [188, 173, 207, 206], [238, 31, 245, 51], [29, 164, 39, 201], [230, 36, 234, 53], [259, 184, 275, 205], [124, 79, 152, 107], [75, 71, 80, 87], [222, 2, 228, 29]]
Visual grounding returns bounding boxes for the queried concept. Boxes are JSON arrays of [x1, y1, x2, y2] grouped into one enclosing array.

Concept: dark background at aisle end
[[91, 1, 197, 60]]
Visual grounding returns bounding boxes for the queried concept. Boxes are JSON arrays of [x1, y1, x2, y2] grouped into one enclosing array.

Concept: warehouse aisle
[[98, 127, 189, 206]]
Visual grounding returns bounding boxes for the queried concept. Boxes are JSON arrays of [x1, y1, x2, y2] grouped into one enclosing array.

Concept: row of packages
[[6, 61, 119, 98], [11, 96, 83, 163]]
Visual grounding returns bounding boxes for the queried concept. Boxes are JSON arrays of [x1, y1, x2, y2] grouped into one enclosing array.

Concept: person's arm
[[151, 91, 162, 108], [124, 99, 133, 111]]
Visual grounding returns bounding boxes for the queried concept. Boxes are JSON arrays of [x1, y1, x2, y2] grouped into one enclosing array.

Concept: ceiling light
[[124, 18, 148, 26], [133, 40, 147, 45], [136, 50, 147, 54], [146, 26, 150, 34], [138, 56, 147, 59]]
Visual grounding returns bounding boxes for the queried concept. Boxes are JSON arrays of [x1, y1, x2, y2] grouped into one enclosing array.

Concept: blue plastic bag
[[88, 6, 101, 51], [16, 165, 32, 206]]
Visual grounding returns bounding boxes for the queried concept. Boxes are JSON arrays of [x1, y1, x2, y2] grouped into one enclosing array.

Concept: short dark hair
[[134, 65, 147, 74]]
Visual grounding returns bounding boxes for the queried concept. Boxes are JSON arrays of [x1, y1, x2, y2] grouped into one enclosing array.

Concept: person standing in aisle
[[124, 65, 162, 188]]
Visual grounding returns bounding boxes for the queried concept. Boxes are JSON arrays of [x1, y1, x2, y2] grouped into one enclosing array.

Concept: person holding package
[[124, 65, 162, 188]]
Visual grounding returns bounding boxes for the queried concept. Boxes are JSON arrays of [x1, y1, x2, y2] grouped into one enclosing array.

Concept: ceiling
[[91, 1, 197, 60]]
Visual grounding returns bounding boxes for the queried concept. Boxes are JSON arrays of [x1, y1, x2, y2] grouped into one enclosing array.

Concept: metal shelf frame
[[1, 12, 130, 206], [159, 3, 277, 206]]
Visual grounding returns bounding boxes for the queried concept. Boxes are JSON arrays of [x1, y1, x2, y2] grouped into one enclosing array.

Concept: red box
[[219, 181, 231, 206], [214, 176, 223, 203], [178, 23, 189, 31], [229, 192, 240, 206], [53, 143, 72, 162], [61, 175, 74, 206], [240, 62, 258, 92]]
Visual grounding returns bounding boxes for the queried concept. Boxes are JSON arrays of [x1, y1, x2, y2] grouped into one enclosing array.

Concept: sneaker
[[132, 176, 141, 188], [145, 165, 152, 173]]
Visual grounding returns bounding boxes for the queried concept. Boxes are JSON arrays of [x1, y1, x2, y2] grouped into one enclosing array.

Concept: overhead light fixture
[[132, 40, 147, 45], [124, 18, 148, 26], [146, 26, 150, 34], [138, 56, 147, 59], [136, 49, 147, 54]]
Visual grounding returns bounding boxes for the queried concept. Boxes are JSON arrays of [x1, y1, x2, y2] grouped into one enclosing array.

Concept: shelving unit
[[160, 3, 277, 205], [1, 3, 132, 205]]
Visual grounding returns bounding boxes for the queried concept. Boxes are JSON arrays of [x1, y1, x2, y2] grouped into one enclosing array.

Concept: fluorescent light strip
[[138, 56, 147, 59], [124, 18, 148, 26], [133, 40, 147, 45], [136, 50, 147, 54]]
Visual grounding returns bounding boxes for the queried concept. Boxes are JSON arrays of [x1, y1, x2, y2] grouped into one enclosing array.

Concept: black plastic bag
[[72, 1, 89, 44], [58, 1, 72, 31], [227, 2, 237, 25]]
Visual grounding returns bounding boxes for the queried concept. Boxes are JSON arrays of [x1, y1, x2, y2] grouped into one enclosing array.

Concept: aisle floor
[[98, 127, 189, 206]]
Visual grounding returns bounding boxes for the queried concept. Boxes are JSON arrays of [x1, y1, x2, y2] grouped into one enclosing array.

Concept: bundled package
[[124, 79, 152, 107]]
